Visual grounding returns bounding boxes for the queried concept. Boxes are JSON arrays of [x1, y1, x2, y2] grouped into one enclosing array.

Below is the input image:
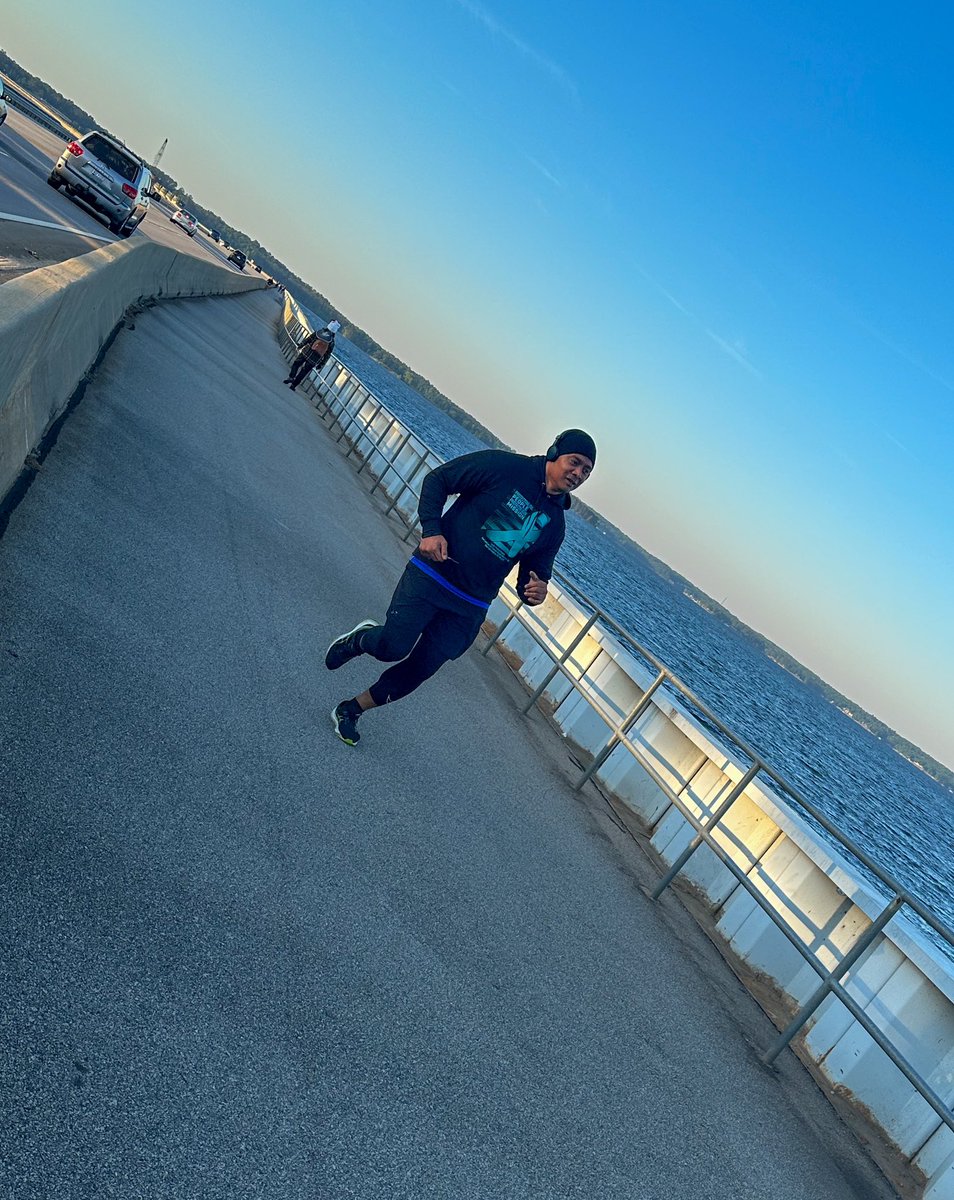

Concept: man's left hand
[[522, 570, 548, 606]]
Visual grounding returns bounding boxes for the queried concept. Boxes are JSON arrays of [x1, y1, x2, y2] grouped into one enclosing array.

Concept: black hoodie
[[416, 449, 569, 605]]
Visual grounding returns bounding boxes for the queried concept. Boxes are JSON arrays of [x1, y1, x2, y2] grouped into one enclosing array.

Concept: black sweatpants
[[287, 352, 319, 388], [361, 563, 486, 706]]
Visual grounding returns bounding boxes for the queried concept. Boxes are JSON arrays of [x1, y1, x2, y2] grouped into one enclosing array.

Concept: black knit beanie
[[554, 429, 597, 465]]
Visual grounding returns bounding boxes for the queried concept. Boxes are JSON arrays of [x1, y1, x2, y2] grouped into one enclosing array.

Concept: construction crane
[[154, 138, 168, 169]]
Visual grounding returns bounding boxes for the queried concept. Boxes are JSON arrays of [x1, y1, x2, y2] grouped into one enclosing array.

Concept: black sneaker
[[331, 699, 362, 745], [325, 620, 377, 670]]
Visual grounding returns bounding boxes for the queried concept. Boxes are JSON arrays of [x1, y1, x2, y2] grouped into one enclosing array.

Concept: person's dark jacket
[[417, 449, 569, 604], [295, 327, 336, 371]]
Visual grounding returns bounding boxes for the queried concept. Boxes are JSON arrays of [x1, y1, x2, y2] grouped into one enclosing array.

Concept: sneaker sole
[[330, 704, 359, 745], [324, 619, 377, 670]]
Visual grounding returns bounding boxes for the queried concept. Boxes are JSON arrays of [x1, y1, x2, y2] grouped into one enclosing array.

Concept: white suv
[[48, 130, 152, 237]]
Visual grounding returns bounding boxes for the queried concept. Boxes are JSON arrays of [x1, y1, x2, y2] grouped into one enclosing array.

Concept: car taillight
[[67, 141, 84, 156], [122, 184, 137, 199]]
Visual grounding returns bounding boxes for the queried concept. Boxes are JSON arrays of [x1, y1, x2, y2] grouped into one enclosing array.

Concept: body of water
[[311, 318, 954, 955]]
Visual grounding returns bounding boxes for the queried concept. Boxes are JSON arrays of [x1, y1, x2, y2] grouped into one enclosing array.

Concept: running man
[[326, 429, 597, 744]]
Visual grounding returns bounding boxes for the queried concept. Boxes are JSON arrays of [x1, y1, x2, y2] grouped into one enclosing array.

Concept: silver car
[[47, 130, 152, 237], [170, 208, 198, 237]]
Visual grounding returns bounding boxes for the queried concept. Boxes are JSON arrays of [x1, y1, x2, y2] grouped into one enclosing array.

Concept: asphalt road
[[0, 106, 242, 282], [0, 288, 896, 1199]]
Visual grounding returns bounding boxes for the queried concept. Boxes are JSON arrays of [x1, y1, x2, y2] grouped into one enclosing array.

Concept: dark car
[[209, 229, 222, 242], [228, 249, 247, 270]]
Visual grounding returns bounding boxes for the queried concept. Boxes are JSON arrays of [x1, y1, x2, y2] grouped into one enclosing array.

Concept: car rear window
[[82, 134, 140, 183]]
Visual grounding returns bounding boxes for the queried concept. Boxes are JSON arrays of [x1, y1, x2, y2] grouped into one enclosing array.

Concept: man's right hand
[[418, 535, 449, 563]]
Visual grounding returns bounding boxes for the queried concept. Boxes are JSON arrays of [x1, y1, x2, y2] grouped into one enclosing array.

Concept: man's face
[[547, 452, 594, 494]]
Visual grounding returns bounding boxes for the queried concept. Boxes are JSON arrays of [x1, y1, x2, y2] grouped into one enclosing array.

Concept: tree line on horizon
[[3, 48, 951, 793]]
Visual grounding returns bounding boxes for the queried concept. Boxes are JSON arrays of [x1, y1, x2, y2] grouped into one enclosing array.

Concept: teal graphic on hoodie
[[481, 491, 551, 560]]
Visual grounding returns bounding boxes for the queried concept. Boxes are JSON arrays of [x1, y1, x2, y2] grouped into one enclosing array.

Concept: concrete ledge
[[0, 239, 264, 504]]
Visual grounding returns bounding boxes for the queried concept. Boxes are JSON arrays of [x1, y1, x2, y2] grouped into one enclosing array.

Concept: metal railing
[[1, 74, 77, 139], [278, 301, 954, 1145]]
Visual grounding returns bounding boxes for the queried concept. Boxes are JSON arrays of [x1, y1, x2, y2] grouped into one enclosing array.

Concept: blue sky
[[5, 1, 953, 767]]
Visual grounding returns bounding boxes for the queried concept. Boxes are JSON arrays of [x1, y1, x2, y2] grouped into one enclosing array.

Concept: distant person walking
[[284, 320, 341, 391], [325, 430, 597, 745]]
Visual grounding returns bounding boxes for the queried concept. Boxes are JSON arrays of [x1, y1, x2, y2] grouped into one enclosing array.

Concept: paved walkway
[[0, 290, 895, 1199]]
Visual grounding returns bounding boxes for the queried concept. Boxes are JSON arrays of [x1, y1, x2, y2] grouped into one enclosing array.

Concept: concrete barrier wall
[[280, 297, 954, 1199], [0, 239, 264, 504]]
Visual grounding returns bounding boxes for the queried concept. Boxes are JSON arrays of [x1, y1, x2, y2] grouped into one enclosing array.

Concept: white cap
[[328, 320, 341, 333]]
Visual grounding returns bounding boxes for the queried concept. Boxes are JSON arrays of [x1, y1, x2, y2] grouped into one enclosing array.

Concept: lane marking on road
[[0, 209, 112, 242]]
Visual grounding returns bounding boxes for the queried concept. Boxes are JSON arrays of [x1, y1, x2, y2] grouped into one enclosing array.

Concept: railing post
[[345, 401, 382, 460], [310, 357, 339, 415], [383, 448, 426, 517], [762, 895, 905, 1064], [320, 382, 344, 425], [356, 416, 398, 475], [573, 670, 667, 791], [520, 613, 599, 714], [369, 432, 412, 495], [481, 599, 524, 655], [304, 372, 322, 409], [650, 761, 761, 898], [333, 381, 363, 441]]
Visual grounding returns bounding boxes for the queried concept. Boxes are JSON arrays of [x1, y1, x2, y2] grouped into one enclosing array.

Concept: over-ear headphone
[[546, 430, 569, 462]]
